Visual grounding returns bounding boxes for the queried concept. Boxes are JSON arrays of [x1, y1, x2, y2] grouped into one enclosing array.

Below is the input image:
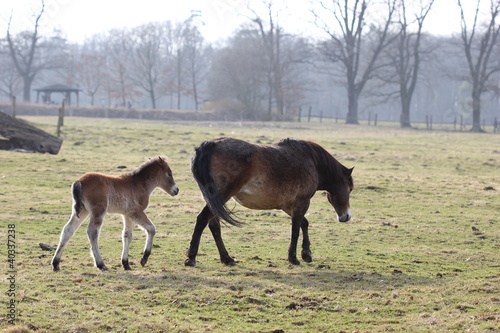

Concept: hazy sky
[[0, 0, 488, 44]]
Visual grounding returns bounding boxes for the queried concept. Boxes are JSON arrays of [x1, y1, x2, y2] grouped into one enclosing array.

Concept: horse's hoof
[[301, 251, 313, 263], [52, 266, 60, 272], [289, 258, 301, 265], [184, 258, 196, 267], [223, 258, 236, 266]]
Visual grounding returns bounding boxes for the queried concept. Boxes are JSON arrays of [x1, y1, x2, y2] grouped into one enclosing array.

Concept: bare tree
[[458, 0, 500, 132], [393, 0, 435, 127], [0, 44, 22, 99], [247, 1, 286, 117], [209, 30, 268, 119], [129, 23, 166, 109], [78, 53, 105, 106], [105, 29, 137, 107], [313, 0, 397, 124], [182, 24, 207, 110], [6, 1, 45, 102]]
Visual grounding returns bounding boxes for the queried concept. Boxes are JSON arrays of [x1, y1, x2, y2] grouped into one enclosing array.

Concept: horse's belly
[[233, 185, 278, 210]]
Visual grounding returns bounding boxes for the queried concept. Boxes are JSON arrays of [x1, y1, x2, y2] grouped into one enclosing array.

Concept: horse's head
[[156, 157, 179, 196], [327, 167, 354, 223]]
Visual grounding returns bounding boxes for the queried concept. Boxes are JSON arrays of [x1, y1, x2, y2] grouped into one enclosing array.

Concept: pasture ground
[[0, 117, 499, 333]]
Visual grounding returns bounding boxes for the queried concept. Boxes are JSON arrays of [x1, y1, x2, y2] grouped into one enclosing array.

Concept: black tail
[[191, 141, 242, 226], [72, 181, 84, 218]]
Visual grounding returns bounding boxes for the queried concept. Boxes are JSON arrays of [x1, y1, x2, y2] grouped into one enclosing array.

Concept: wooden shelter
[[35, 84, 81, 106]]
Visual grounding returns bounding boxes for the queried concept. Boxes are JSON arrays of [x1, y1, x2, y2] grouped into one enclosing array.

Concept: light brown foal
[[52, 157, 178, 271]]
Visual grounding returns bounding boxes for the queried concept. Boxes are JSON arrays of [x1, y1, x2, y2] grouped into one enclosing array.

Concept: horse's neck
[[131, 173, 157, 194]]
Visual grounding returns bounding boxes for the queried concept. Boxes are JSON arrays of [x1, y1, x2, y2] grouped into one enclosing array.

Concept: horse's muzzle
[[338, 211, 351, 223]]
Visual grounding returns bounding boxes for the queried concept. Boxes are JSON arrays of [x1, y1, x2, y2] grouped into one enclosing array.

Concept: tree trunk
[[400, 93, 412, 127], [346, 84, 359, 124], [0, 111, 63, 154], [22, 75, 32, 102], [470, 87, 484, 132]]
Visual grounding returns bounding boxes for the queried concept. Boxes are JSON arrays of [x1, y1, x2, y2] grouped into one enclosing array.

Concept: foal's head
[[136, 157, 179, 196], [327, 166, 354, 223], [156, 157, 179, 196]]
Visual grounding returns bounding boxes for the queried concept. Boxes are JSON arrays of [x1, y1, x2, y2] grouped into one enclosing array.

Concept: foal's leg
[[87, 212, 107, 271], [185, 205, 213, 267], [300, 217, 312, 263], [52, 210, 89, 271], [133, 212, 156, 267], [121, 215, 134, 270]]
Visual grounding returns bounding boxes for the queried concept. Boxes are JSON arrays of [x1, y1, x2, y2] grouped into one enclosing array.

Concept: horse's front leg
[[185, 205, 214, 267], [133, 212, 156, 268], [300, 217, 312, 263], [87, 212, 107, 271], [288, 215, 302, 265], [288, 201, 310, 265]]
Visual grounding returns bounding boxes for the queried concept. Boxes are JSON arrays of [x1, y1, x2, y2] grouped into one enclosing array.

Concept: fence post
[[368, 112, 371, 126], [374, 114, 378, 126], [320, 111, 323, 123], [57, 99, 65, 137], [308, 106, 312, 122], [298, 107, 301, 123]]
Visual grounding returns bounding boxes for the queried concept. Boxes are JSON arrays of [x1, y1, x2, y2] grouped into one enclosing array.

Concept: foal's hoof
[[97, 264, 109, 271], [184, 258, 196, 267], [52, 261, 60, 272], [141, 252, 151, 267]]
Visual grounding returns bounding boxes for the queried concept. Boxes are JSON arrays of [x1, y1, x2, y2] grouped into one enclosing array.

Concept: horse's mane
[[129, 156, 165, 177], [278, 138, 352, 186]]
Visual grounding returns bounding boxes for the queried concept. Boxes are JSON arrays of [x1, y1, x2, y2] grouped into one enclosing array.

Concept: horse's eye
[[168, 172, 172, 177]]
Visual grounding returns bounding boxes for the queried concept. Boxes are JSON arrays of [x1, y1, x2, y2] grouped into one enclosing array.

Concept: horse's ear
[[158, 156, 167, 166], [347, 167, 354, 175]]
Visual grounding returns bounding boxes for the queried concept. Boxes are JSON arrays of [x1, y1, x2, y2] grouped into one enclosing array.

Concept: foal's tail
[[72, 181, 84, 218], [191, 141, 242, 226]]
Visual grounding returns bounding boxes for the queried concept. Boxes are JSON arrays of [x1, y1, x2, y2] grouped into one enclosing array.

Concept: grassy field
[[0, 116, 499, 333]]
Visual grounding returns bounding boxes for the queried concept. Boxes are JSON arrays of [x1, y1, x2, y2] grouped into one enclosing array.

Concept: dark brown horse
[[52, 157, 179, 272], [185, 137, 354, 267]]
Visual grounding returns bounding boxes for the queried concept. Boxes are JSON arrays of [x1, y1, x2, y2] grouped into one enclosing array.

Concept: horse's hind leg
[[87, 212, 107, 271], [121, 215, 134, 270], [300, 217, 312, 263], [52, 210, 88, 271], [133, 212, 156, 268], [185, 205, 214, 267], [208, 216, 235, 266]]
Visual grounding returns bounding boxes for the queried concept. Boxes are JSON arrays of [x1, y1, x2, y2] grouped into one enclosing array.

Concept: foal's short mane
[[278, 138, 352, 185], [129, 156, 165, 177]]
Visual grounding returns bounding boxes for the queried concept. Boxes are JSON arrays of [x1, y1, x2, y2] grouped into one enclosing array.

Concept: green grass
[[1, 117, 499, 333]]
